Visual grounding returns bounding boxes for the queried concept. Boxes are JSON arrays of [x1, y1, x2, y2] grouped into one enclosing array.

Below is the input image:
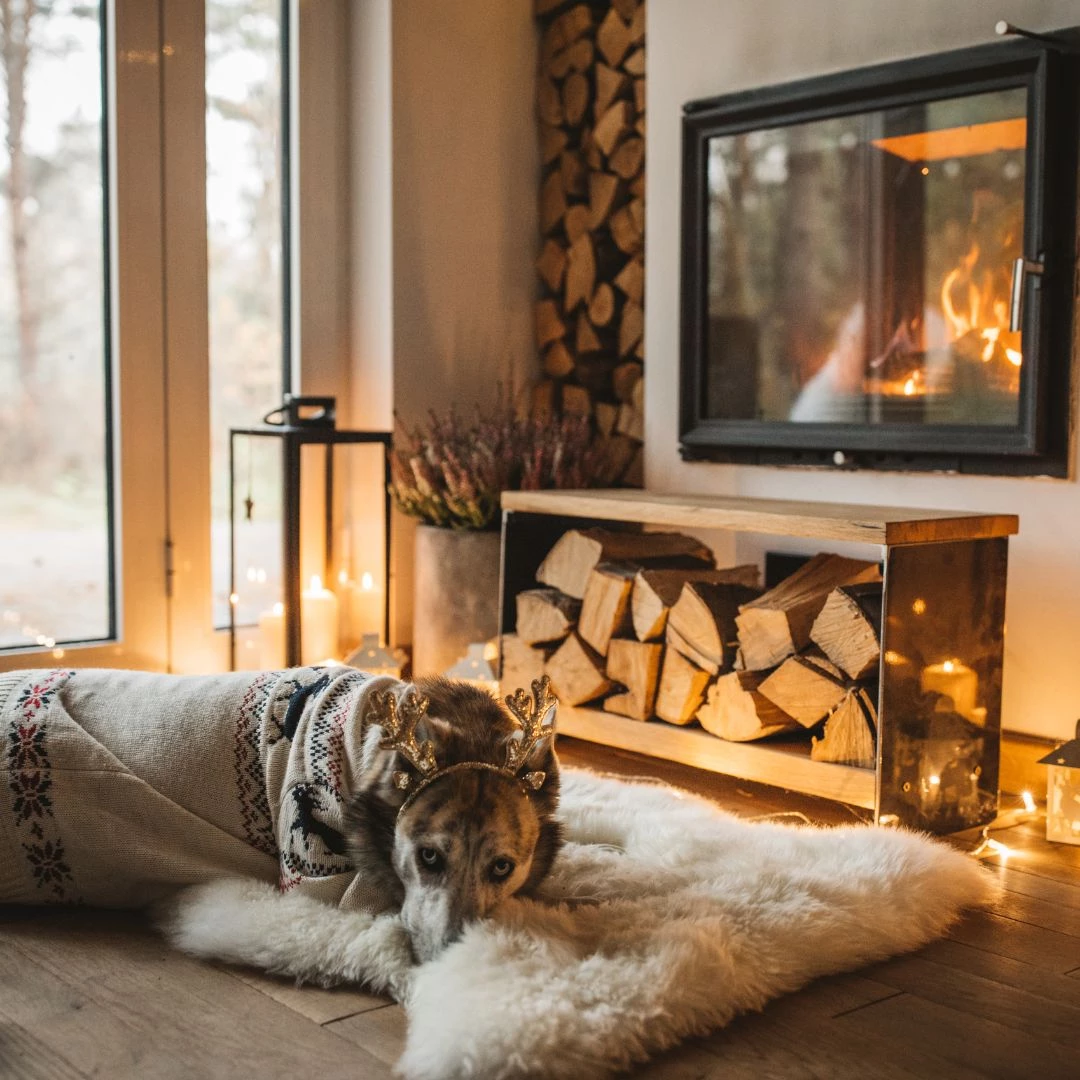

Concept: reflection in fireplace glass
[[705, 87, 1026, 427]]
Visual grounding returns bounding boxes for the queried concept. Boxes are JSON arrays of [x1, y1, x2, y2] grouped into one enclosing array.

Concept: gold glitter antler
[[504, 675, 558, 790], [371, 688, 438, 791]]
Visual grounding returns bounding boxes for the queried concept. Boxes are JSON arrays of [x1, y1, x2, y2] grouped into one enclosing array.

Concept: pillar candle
[[301, 575, 340, 665], [920, 659, 978, 718]]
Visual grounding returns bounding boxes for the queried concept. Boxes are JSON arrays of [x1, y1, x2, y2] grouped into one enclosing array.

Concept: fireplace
[[680, 37, 1079, 474]]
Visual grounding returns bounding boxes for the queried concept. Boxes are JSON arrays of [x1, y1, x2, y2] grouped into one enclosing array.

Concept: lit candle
[[920, 659, 978, 718], [258, 602, 286, 669], [301, 575, 340, 665]]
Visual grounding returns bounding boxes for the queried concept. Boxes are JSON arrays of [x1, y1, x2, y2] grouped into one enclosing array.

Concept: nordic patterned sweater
[[0, 666, 398, 910]]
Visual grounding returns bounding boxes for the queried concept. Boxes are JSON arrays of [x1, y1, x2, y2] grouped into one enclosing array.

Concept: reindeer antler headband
[[369, 677, 558, 818]]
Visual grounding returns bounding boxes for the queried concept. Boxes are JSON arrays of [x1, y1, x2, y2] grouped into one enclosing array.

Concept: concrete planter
[[412, 525, 501, 677]]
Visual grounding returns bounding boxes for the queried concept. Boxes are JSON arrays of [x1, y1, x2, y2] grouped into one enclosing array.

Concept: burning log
[[735, 554, 881, 671], [654, 648, 711, 726], [696, 671, 799, 742], [603, 638, 663, 721]]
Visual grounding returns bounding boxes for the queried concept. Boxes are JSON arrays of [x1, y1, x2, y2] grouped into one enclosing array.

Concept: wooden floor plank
[[995, 862, 1080, 908], [0, 912, 391, 1080], [325, 1004, 407, 1067], [834, 991, 1077, 1080], [223, 965, 392, 1025], [990, 886, 1080, 939], [0, 1020, 88, 1080], [914, 937, 1080, 1008], [945, 908, 1080, 973], [864, 952, 1080, 1047]]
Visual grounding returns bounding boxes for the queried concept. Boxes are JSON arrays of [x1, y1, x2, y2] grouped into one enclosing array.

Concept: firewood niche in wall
[[533, 0, 645, 487]]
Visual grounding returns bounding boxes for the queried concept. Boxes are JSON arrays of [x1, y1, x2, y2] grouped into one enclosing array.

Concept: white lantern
[[1038, 720, 1080, 846]]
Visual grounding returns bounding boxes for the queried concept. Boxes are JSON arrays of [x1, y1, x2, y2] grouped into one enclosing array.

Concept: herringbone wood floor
[[2, 737, 1078, 1079]]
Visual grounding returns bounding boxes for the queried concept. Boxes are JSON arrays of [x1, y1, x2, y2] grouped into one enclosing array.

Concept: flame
[[940, 242, 1022, 373]]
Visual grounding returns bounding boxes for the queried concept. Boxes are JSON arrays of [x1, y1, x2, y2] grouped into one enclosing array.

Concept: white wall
[[349, 0, 539, 643], [646, 0, 1080, 739]]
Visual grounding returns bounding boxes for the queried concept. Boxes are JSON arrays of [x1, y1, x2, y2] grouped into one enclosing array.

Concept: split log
[[550, 37, 594, 78], [609, 204, 643, 255], [578, 562, 635, 655], [537, 527, 714, 600], [536, 239, 567, 292], [628, 196, 645, 234], [542, 341, 575, 379], [562, 384, 592, 416], [696, 671, 799, 742], [595, 63, 629, 117], [594, 433, 638, 485], [623, 47, 645, 77], [562, 71, 590, 127], [588, 283, 616, 327], [631, 565, 760, 642], [665, 622, 719, 676], [629, 171, 645, 199], [634, 112, 646, 138], [581, 128, 603, 170], [560, 150, 586, 198], [515, 588, 580, 646], [757, 654, 848, 728], [545, 633, 612, 706], [594, 101, 630, 157], [616, 375, 644, 441], [612, 360, 642, 402], [537, 77, 563, 127], [629, 2, 645, 44], [542, 3, 591, 58], [499, 633, 547, 693], [619, 300, 645, 356], [623, 446, 643, 487], [587, 172, 620, 230], [564, 233, 596, 312], [811, 688, 878, 767], [809, 582, 883, 679], [531, 379, 555, 420], [654, 648, 711, 726], [612, 0, 638, 21], [576, 311, 602, 353], [540, 124, 568, 166], [603, 638, 663, 721], [540, 171, 566, 233], [633, 77, 645, 113], [667, 580, 761, 675], [596, 6, 633, 67], [609, 137, 644, 180], [614, 256, 644, 304], [735, 554, 882, 672], [595, 401, 618, 437], [534, 299, 565, 349], [564, 204, 590, 245]]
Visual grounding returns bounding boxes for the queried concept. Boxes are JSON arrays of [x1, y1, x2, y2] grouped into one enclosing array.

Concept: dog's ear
[[520, 818, 564, 895], [343, 788, 404, 910]]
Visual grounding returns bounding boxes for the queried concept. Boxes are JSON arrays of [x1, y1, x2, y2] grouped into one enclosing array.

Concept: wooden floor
[[2, 737, 1079, 1079]]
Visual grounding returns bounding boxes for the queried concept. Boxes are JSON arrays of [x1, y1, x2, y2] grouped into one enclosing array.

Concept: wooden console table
[[499, 490, 1018, 834]]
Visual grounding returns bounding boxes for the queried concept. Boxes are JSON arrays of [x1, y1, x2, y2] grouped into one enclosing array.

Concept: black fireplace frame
[[679, 37, 1079, 475]]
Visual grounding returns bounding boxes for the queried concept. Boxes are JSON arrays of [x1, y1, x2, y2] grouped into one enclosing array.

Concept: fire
[[940, 242, 1022, 376]]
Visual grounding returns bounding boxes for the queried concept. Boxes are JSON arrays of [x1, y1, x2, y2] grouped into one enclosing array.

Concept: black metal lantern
[[228, 395, 392, 670]]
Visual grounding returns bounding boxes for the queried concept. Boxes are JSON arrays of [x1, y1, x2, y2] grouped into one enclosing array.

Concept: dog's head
[[348, 676, 562, 962]]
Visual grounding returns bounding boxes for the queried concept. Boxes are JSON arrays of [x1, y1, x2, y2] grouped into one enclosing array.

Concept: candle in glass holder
[[301, 575, 339, 665], [920, 659, 978, 717]]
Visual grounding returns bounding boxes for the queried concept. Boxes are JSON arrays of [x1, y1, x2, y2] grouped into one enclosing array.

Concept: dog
[[0, 666, 563, 968]]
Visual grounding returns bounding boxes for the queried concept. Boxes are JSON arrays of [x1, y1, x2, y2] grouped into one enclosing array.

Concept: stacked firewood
[[533, 0, 646, 485], [502, 530, 884, 767]]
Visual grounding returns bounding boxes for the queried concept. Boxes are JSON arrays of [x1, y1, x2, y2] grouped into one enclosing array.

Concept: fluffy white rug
[[163, 769, 997, 1079]]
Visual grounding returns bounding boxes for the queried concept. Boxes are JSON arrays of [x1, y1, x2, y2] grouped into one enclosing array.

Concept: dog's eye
[[490, 857, 515, 881], [418, 847, 444, 872]]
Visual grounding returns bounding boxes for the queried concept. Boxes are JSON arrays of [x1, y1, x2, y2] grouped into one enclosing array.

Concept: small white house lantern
[[1038, 720, 1080, 846], [343, 634, 404, 679], [445, 643, 500, 695]]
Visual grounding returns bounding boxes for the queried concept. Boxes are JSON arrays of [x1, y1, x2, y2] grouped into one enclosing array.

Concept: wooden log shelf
[[499, 489, 1019, 834]]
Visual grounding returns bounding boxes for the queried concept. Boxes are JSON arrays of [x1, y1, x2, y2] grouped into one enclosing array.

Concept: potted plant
[[390, 407, 600, 675]]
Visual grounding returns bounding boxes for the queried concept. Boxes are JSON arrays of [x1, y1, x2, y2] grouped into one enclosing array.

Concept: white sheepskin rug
[[164, 769, 998, 1079]]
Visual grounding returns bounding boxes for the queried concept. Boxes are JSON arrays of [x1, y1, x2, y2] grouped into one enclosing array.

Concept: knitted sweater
[[0, 666, 397, 910]]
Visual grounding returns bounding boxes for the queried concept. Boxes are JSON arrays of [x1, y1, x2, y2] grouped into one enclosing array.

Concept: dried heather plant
[[389, 407, 601, 530]]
